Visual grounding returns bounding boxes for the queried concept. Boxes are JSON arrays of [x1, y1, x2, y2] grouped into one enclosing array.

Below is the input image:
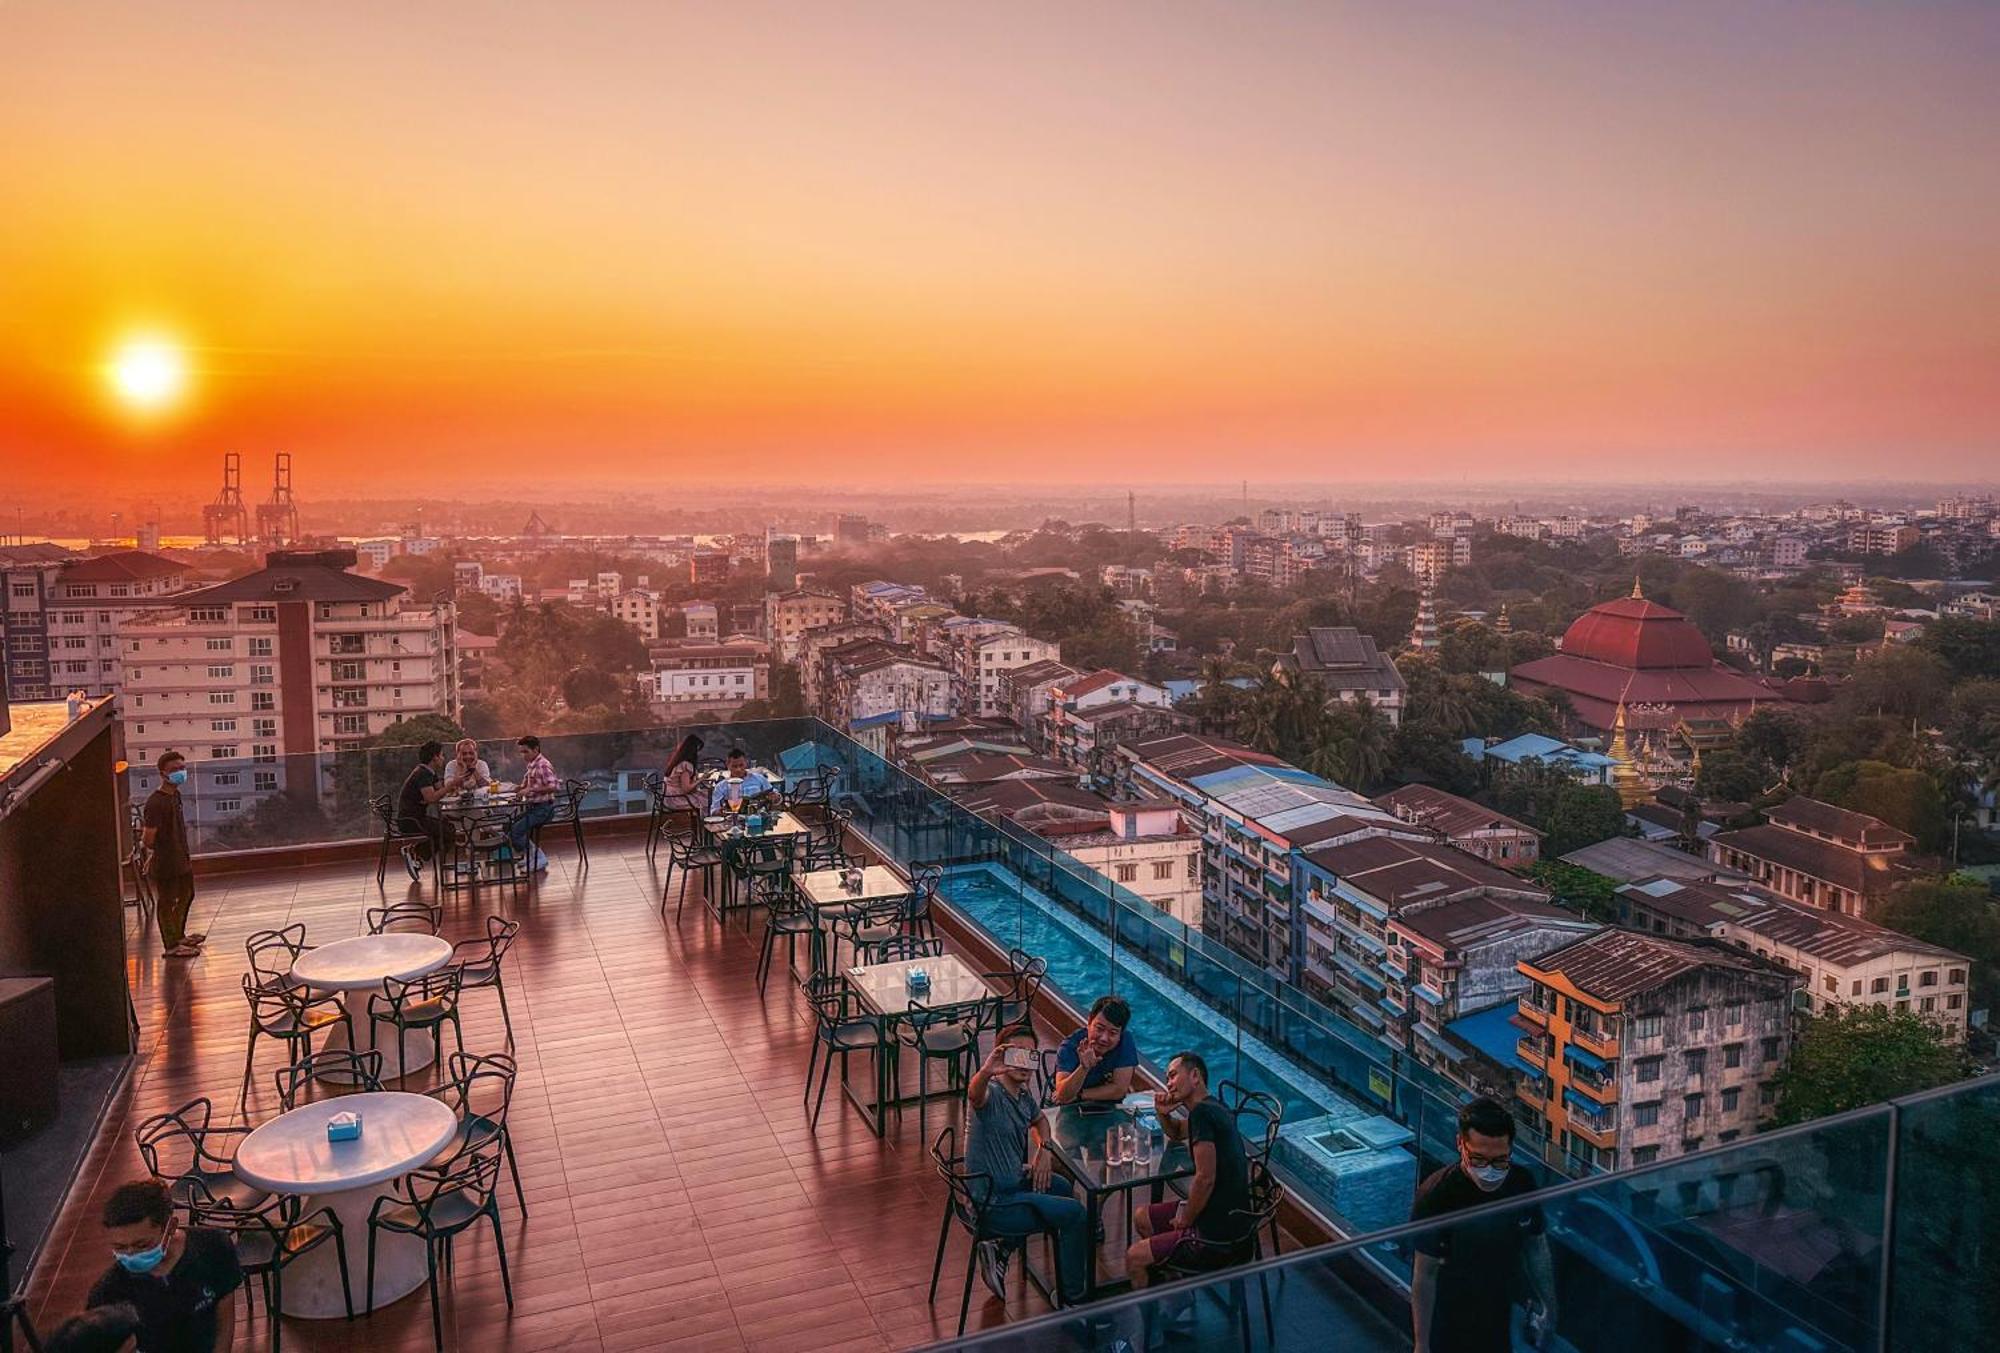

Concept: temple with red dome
[[1510, 582, 1776, 735]]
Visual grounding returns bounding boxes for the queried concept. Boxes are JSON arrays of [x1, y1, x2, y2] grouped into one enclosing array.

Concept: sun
[[106, 334, 191, 414]]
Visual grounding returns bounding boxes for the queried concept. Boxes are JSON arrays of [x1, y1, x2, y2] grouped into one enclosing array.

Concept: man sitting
[[1128, 1051, 1252, 1287], [1049, 995, 1139, 1104], [965, 1025, 1090, 1306], [395, 740, 451, 882], [708, 745, 773, 814], [509, 734, 561, 872], [88, 1179, 241, 1353]]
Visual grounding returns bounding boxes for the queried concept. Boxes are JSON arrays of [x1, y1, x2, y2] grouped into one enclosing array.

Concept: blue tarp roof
[[1445, 1003, 1528, 1072]]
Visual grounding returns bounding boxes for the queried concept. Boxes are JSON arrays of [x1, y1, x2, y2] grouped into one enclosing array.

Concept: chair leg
[[810, 1046, 837, 1130], [802, 1040, 823, 1107], [494, 977, 515, 1047], [364, 1225, 379, 1315], [928, 1197, 954, 1303], [572, 814, 586, 864], [425, 1238, 444, 1352], [504, 1130, 528, 1217], [489, 1203, 515, 1306], [240, 1027, 260, 1109], [270, 1267, 283, 1353], [958, 1242, 978, 1335], [378, 833, 391, 885], [332, 1220, 354, 1320]]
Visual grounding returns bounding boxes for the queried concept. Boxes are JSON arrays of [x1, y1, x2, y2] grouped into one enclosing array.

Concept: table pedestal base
[[318, 1018, 437, 1084], [280, 1183, 430, 1318]]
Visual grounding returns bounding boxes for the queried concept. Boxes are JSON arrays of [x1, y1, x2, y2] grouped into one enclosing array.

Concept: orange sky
[[3, 1, 1997, 493]]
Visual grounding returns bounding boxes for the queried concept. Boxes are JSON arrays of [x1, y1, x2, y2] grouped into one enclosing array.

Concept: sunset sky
[[3, 1, 1997, 494]]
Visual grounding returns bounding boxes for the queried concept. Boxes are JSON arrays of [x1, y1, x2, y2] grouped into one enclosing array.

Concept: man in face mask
[[140, 750, 202, 958], [1408, 1097, 1557, 1352], [87, 1179, 241, 1352]]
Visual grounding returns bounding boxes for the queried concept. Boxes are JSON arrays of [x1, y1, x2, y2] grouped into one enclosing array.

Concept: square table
[[705, 810, 814, 916], [435, 790, 529, 892], [840, 953, 991, 1136], [797, 864, 911, 973], [1041, 1100, 1195, 1296]]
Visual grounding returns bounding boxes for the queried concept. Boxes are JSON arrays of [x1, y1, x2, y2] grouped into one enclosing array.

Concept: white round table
[[291, 934, 454, 1081], [233, 1091, 460, 1318]]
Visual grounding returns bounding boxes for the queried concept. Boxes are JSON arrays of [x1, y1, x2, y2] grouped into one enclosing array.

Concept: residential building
[[610, 589, 661, 642], [9, 550, 198, 701], [1273, 626, 1406, 727], [681, 601, 719, 641], [998, 658, 1083, 748], [1848, 523, 1919, 556], [835, 513, 873, 548], [1708, 796, 1934, 918], [1372, 784, 1542, 868], [796, 619, 889, 712], [1770, 537, 1808, 568], [819, 639, 955, 754], [1463, 732, 1616, 787], [1560, 835, 1749, 886], [764, 589, 848, 663], [1040, 669, 1177, 773], [850, 579, 930, 626], [688, 549, 730, 586], [949, 627, 1062, 719], [120, 549, 458, 838], [478, 573, 523, 602], [765, 532, 799, 589], [645, 640, 771, 716], [1616, 875, 1971, 1039], [454, 628, 499, 697], [1516, 929, 1796, 1171]]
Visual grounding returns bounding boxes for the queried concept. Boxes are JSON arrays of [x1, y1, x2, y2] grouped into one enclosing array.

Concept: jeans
[[509, 800, 557, 853], [154, 872, 196, 947], [986, 1176, 1088, 1304]]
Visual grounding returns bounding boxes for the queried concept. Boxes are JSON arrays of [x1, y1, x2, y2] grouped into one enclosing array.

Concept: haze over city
[[5, 1, 1999, 497]]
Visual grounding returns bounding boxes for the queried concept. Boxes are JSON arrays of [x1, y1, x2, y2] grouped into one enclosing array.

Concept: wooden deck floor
[[24, 833, 1066, 1351]]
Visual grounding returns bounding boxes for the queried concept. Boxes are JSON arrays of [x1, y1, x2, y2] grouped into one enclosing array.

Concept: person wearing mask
[[1049, 995, 1139, 1104], [87, 1180, 241, 1353], [964, 1025, 1089, 1306], [139, 751, 203, 959], [1127, 1051, 1251, 1288], [396, 740, 451, 882], [441, 737, 493, 793], [1409, 1097, 1557, 1353], [510, 734, 561, 871], [661, 733, 705, 816], [707, 746, 772, 814]]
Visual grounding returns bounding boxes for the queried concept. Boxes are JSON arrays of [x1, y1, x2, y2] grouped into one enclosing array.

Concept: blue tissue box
[[326, 1112, 363, 1142], [906, 967, 931, 991]]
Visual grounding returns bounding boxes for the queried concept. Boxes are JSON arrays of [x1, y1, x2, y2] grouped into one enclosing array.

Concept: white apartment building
[[20, 551, 198, 701], [682, 601, 719, 641], [645, 640, 771, 716], [1058, 801, 1203, 929], [479, 574, 523, 601], [611, 590, 661, 642], [951, 628, 1062, 718], [121, 550, 458, 835], [765, 589, 848, 663]]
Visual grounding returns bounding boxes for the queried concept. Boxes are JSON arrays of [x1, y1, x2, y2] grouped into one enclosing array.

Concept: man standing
[[964, 1025, 1090, 1306], [1049, 995, 1139, 1105], [1127, 1051, 1251, 1287], [510, 734, 560, 871], [395, 740, 450, 882], [1409, 1097, 1557, 1353], [139, 751, 202, 959]]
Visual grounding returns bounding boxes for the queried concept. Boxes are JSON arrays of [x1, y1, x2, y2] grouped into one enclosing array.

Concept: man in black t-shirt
[[1409, 1097, 1557, 1353], [139, 750, 202, 958], [395, 740, 450, 881], [87, 1179, 241, 1353], [1126, 1050, 1252, 1286]]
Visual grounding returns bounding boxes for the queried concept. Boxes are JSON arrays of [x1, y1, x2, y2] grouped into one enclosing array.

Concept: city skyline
[[4, 1, 1998, 494]]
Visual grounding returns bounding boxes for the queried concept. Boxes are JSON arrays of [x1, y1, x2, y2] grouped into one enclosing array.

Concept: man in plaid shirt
[[510, 733, 561, 871]]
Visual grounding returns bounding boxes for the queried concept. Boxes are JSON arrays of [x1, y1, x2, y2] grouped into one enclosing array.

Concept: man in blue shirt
[[1050, 995, 1139, 1104], [709, 746, 774, 813]]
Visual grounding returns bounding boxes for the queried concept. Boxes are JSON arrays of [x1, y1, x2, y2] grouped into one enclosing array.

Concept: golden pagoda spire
[[1630, 575, 1645, 600], [1609, 700, 1647, 808]]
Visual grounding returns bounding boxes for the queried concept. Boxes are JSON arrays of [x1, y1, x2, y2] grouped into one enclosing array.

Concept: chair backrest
[[435, 1050, 519, 1156], [551, 778, 589, 822], [244, 924, 308, 989], [182, 1177, 289, 1240], [803, 972, 854, 1028], [367, 901, 443, 935], [276, 1049, 385, 1111], [480, 913, 522, 962], [929, 1125, 996, 1224], [134, 1096, 219, 1182], [912, 863, 943, 898], [379, 967, 462, 1015], [242, 971, 320, 1028], [869, 935, 943, 964], [1216, 1080, 1284, 1162], [738, 837, 793, 874], [403, 1142, 504, 1228]]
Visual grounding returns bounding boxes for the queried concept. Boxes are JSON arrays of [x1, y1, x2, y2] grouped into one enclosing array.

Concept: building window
[[1683, 1093, 1704, 1118], [252, 743, 277, 763], [1632, 1145, 1660, 1165], [1948, 994, 1964, 1010], [1688, 1007, 1706, 1034], [1152, 860, 1175, 881], [210, 719, 237, 733], [214, 798, 241, 814], [1632, 1014, 1663, 1040], [1684, 1049, 1706, 1077], [1761, 1036, 1781, 1061], [208, 692, 235, 706], [1634, 1057, 1662, 1084], [251, 665, 274, 684], [249, 638, 272, 657], [209, 745, 238, 759], [253, 771, 277, 792], [214, 773, 240, 788], [253, 719, 276, 737], [1919, 970, 1938, 987], [1721, 1087, 1741, 1112], [189, 607, 226, 623], [1823, 974, 1837, 994], [247, 606, 276, 623], [1760, 1083, 1776, 1105], [251, 692, 274, 710], [1851, 980, 1862, 996], [1633, 1102, 1660, 1127], [1871, 977, 1889, 994], [1921, 996, 1936, 1012], [1723, 1044, 1743, 1069], [1115, 863, 1138, 883], [205, 638, 232, 652], [206, 665, 235, 679]]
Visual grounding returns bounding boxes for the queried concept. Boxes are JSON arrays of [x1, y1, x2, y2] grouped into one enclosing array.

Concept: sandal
[[164, 944, 201, 959]]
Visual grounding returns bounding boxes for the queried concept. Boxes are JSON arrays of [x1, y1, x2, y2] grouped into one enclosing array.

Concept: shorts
[[1140, 1201, 1195, 1263]]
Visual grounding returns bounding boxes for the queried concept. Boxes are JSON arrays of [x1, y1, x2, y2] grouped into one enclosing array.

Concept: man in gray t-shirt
[[965, 1025, 1089, 1306]]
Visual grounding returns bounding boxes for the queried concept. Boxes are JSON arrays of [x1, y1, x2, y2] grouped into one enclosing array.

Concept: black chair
[[447, 915, 522, 1046], [365, 1144, 513, 1349], [240, 974, 352, 1110], [134, 1096, 269, 1212], [784, 765, 837, 812], [1148, 1161, 1283, 1349], [275, 1048, 385, 1111], [897, 995, 1003, 1137], [366, 900, 443, 935], [906, 863, 943, 942], [126, 804, 156, 919], [757, 891, 822, 993], [533, 778, 590, 866], [245, 924, 312, 995], [642, 771, 671, 860], [861, 934, 944, 966], [186, 1179, 352, 1348], [732, 835, 796, 916], [801, 808, 852, 870], [832, 897, 907, 969], [371, 794, 434, 886], [368, 970, 465, 1085], [661, 830, 724, 921], [983, 949, 1048, 1029], [1216, 1080, 1285, 1255], [928, 1125, 1071, 1335], [802, 973, 886, 1131], [429, 1050, 527, 1216]]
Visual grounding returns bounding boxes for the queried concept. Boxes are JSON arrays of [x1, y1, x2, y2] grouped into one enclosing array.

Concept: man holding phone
[[965, 1026, 1089, 1307]]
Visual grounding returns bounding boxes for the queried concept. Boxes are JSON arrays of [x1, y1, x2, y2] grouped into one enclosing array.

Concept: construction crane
[[256, 452, 300, 548], [202, 453, 249, 547]]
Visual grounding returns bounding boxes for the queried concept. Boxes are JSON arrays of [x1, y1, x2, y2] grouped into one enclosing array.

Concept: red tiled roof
[[1525, 928, 1778, 1002], [1511, 654, 1771, 729], [1764, 796, 1913, 849], [1706, 823, 1929, 897], [60, 550, 188, 583], [1559, 596, 1716, 669], [1306, 834, 1545, 909], [1374, 784, 1540, 842]]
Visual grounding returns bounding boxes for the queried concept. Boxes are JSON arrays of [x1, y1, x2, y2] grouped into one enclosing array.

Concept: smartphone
[[1002, 1047, 1036, 1070]]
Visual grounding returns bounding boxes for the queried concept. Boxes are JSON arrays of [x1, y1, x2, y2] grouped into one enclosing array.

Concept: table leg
[[316, 1012, 436, 1082], [276, 1181, 428, 1318]]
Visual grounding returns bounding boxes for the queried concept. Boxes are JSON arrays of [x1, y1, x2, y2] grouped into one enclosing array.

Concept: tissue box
[[906, 967, 931, 991], [326, 1111, 363, 1142]]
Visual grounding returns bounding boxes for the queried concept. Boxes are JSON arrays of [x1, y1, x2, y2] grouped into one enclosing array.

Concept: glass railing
[[926, 1074, 2000, 1352]]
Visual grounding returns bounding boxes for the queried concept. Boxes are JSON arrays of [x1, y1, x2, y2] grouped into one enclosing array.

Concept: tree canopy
[[1772, 1003, 1972, 1126]]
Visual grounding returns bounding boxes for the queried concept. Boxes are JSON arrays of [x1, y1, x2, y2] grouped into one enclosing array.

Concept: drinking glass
[[1133, 1128, 1155, 1169], [1106, 1125, 1127, 1169]]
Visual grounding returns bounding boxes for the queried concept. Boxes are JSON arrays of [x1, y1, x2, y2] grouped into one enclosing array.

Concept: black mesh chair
[[732, 835, 797, 917], [187, 1179, 352, 1347], [802, 973, 886, 1131], [896, 995, 1003, 1138], [134, 1096, 269, 1212], [239, 975, 352, 1109], [1216, 1080, 1285, 1255], [784, 765, 837, 812], [1148, 1161, 1283, 1349], [428, 1050, 527, 1216], [983, 949, 1048, 1029], [366, 900, 443, 935], [906, 863, 944, 942], [365, 1144, 512, 1348], [371, 793, 434, 886], [801, 808, 852, 870], [367, 970, 465, 1085], [447, 915, 522, 1046], [928, 1125, 1071, 1334], [275, 1049, 385, 1111], [832, 897, 908, 969]]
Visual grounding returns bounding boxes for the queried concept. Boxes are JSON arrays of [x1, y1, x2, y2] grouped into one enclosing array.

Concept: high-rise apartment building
[[949, 628, 1062, 718], [766, 532, 800, 590], [2, 546, 196, 701]]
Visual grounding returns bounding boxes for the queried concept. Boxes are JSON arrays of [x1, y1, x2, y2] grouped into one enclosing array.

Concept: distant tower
[[522, 510, 551, 541], [1609, 701, 1647, 808], [1631, 574, 1645, 600], [1410, 588, 1441, 652], [256, 452, 300, 548], [202, 452, 249, 546], [1494, 603, 1512, 636]]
